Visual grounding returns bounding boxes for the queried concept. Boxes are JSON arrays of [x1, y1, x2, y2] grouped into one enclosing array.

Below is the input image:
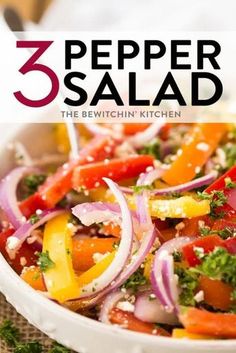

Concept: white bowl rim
[[0, 123, 236, 350]]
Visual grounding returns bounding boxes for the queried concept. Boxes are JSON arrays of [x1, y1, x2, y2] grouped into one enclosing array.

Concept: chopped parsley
[[0, 320, 70, 353], [231, 288, 236, 301], [223, 144, 236, 170], [29, 214, 40, 225], [197, 190, 227, 219], [192, 247, 236, 288], [200, 226, 234, 240], [122, 268, 147, 293], [14, 342, 43, 353], [49, 342, 71, 353], [37, 251, 55, 272], [139, 139, 161, 160], [0, 320, 20, 347], [23, 174, 46, 196], [173, 250, 182, 262], [132, 185, 153, 194], [175, 267, 199, 306], [225, 177, 236, 189]]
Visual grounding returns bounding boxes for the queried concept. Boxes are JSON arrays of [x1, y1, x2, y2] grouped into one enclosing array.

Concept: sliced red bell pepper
[[205, 165, 236, 217], [205, 165, 236, 193], [181, 166, 236, 237], [109, 308, 170, 336], [20, 135, 117, 217], [224, 238, 236, 254], [182, 235, 225, 266], [180, 216, 213, 237], [0, 228, 37, 274], [179, 307, 236, 338], [72, 155, 154, 190]]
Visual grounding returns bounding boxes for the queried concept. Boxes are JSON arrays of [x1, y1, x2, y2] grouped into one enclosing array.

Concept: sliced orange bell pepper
[[21, 266, 46, 292], [43, 213, 117, 303], [99, 223, 121, 238], [179, 307, 236, 338], [198, 276, 233, 311], [162, 123, 226, 186], [72, 237, 117, 272]]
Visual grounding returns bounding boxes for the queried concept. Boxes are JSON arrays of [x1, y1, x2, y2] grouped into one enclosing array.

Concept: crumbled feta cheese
[[194, 290, 204, 303], [6, 236, 20, 250], [196, 142, 209, 151], [116, 301, 134, 313]]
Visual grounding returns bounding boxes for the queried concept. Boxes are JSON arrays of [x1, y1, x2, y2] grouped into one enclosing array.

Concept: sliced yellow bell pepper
[[43, 213, 116, 303], [76, 251, 115, 288], [90, 188, 210, 219], [143, 254, 154, 281], [147, 196, 210, 219], [172, 329, 215, 340], [43, 213, 80, 303]]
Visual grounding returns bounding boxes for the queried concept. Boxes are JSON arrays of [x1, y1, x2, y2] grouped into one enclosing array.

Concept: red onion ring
[[161, 255, 179, 314], [99, 290, 129, 324], [151, 236, 194, 312], [134, 291, 179, 325], [120, 171, 217, 196], [77, 178, 134, 298], [6, 209, 64, 259], [152, 171, 217, 196], [128, 121, 165, 149], [136, 168, 164, 226], [85, 123, 122, 139], [0, 166, 39, 228], [85, 122, 165, 149], [72, 201, 140, 238], [71, 181, 156, 304]]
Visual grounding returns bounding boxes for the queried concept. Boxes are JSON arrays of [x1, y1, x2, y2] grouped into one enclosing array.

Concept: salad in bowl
[[0, 122, 236, 343]]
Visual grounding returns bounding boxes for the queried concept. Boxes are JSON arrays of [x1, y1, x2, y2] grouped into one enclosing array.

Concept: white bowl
[[0, 123, 236, 353]]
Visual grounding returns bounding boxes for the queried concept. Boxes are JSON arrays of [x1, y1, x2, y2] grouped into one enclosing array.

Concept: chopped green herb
[[173, 250, 182, 262], [29, 214, 40, 225], [200, 225, 235, 240], [32, 272, 40, 281], [169, 192, 182, 198], [23, 174, 46, 195], [223, 144, 236, 170], [225, 177, 236, 189], [122, 268, 147, 293], [139, 139, 161, 160], [66, 248, 71, 255], [57, 197, 69, 208], [194, 246, 205, 260], [197, 190, 227, 219], [192, 247, 236, 288], [231, 288, 236, 301], [68, 215, 81, 226], [49, 342, 71, 353], [132, 185, 153, 194], [14, 342, 43, 353], [112, 241, 120, 250], [0, 320, 68, 353], [199, 226, 211, 236], [175, 267, 199, 306], [0, 320, 20, 347], [37, 251, 55, 272]]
